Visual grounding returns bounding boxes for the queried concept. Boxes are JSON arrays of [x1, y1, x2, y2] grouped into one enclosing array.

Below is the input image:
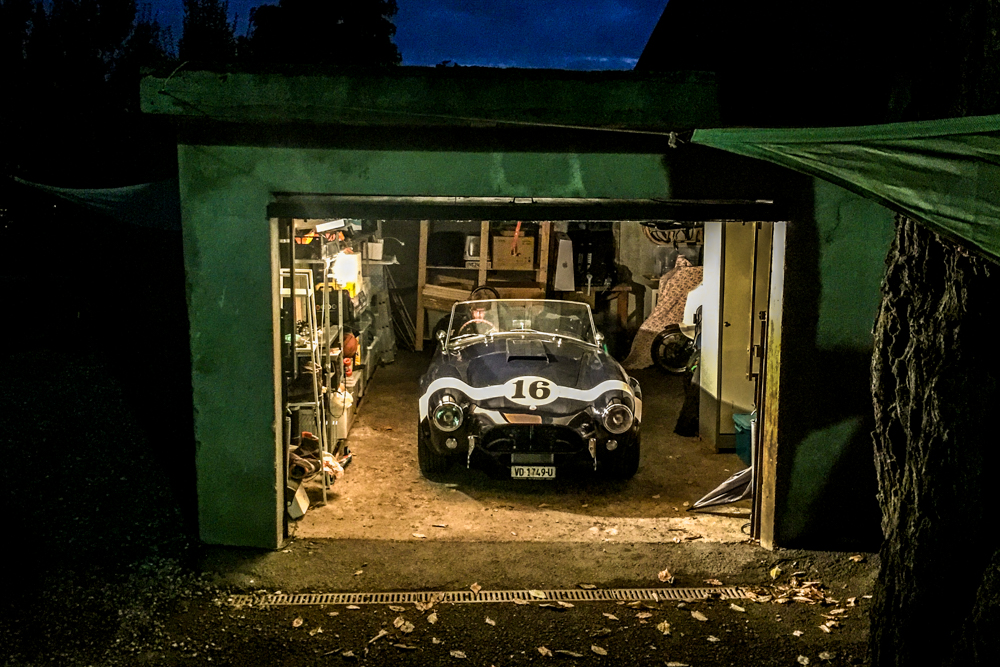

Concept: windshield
[[446, 299, 598, 347]]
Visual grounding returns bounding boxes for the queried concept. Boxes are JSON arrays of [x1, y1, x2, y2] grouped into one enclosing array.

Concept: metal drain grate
[[227, 587, 748, 608]]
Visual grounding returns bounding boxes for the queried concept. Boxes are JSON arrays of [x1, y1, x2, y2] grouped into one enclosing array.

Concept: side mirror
[[436, 329, 447, 351]]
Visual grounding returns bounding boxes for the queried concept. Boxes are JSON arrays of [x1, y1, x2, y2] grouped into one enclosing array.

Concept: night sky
[[151, 0, 667, 69]]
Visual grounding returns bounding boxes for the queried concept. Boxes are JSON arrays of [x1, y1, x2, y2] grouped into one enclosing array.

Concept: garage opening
[[270, 196, 783, 546]]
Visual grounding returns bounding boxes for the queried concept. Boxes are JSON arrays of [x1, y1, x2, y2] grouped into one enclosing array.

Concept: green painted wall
[[775, 179, 895, 547], [180, 146, 671, 547]]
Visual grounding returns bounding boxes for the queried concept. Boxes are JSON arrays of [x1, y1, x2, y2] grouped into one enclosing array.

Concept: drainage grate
[[227, 587, 748, 608]]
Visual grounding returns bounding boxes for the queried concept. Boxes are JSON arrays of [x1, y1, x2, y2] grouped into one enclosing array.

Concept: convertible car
[[417, 299, 642, 480]]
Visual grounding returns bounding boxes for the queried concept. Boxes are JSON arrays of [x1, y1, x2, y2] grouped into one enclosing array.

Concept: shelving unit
[[414, 220, 551, 350]]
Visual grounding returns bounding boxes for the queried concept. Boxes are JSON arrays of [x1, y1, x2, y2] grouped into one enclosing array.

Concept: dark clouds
[[153, 0, 666, 70]]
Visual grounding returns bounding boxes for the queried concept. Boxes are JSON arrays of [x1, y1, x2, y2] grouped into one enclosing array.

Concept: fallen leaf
[[511, 532, 517, 536], [528, 590, 547, 599], [862, 595, 873, 599], [793, 630, 804, 637], [538, 646, 553, 657], [819, 651, 836, 661], [292, 617, 304, 628], [591, 645, 608, 656], [432, 637, 442, 644], [427, 612, 438, 624], [691, 611, 709, 622], [369, 629, 389, 643], [433, 523, 448, 528], [578, 583, 597, 590], [539, 603, 566, 611], [388, 605, 406, 612], [485, 617, 496, 626], [705, 579, 723, 586], [342, 650, 355, 658], [819, 624, 831, 634], [412, 533, 427, 539], [636, 612, 653, 619], [327, 612, 340, 616], [557, 601, 575, 608], [450, 650, 467, 659], [656, 620, 672, 635], [393, 644, 417, 650], [309, 626, 323, 636], [354, 570, 364, 576], [849, 554, 865, 562], [602, 613, 619, 621], [591, 628, 613, 638], [829, 608, 847, 615], [665, 663, 690, 667], [846, 597, 857, 607], [707, 635, 720, 642], [346, 605, 360, 610], [556, 650, 585, 658], [658, 568, 675, 584], [770, 565, 783, 580], [538, 503, 550, 508], [652, 494, 661, 499], [729, 603, 746, 613], [682, 501, 690, 507], [470, 583, 482, 594], [797, 657, 810, 666], [513, 599, 529, 605]]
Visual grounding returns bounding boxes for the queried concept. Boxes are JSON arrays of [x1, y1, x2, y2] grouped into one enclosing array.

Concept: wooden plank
[[478, 221, 489, 287], [537, 221, 551, 289], [415, 220, 429, 351]]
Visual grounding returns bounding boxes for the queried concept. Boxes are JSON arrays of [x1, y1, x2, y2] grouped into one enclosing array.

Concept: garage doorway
[[270, 196, 785, 547]]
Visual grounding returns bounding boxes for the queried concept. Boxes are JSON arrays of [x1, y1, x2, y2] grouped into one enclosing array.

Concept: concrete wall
[[179, 146, 671, 547]]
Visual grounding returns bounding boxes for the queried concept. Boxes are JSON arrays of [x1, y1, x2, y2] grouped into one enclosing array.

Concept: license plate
[[511, 465, 556, 479]]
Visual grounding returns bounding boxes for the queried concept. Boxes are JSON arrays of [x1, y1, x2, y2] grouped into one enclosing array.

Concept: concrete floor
[[294, 351, 750, 544]]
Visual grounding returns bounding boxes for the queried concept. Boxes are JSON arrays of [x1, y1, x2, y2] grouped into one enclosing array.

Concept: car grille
[[481, 425, 584, 454]]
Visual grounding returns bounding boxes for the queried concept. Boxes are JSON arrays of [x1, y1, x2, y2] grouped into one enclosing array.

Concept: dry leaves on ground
[[578, 583, 597, 590], [770, 565, 783, 580], [602, 613, 619, 621], [730, 603, 746, 612], [591, 645, 608, 656], [412, 533, 427, 539], [691, 611, 709, 622], [797, 657, 810, 666], [470, 583, 482, 594], [656, 620, 672, 635], [556, 650, 584, 658], [849, 554, 865, 562], [427, 613, 438, 624], [538, 646, 553, 657], [636, 612, 653, 619], [292, 617, 303, 628], [704, 579, 723, 586], [485, 617, 496, 626], [529, 590, 547, 599], [388, 605, 406, 612], [393, 617, 415, 633], [450, 650, 467, 659], [369, 629, 389, 644], [658, 568, 675, 584], [707, 635, 720, 642]]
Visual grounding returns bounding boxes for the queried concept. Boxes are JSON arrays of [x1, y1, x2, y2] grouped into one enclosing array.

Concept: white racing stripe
[[419, 376, 638, 421]]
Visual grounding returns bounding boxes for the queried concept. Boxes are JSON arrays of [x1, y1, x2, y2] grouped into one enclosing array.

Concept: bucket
[[365, 240, 384, 261]]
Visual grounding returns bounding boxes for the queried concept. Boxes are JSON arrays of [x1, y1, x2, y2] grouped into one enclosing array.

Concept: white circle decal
[[505, 376, 559, 406]]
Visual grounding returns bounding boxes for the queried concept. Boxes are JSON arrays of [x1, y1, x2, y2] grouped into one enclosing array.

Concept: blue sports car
[[418, 299, 642, 480]]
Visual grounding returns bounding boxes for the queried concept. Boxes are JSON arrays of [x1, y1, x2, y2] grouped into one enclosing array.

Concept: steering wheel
[[458, 318, 495, 336], [469, 285, 500, 301]]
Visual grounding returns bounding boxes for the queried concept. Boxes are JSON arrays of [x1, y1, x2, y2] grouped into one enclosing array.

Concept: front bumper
[[423, 415, 639, 476]]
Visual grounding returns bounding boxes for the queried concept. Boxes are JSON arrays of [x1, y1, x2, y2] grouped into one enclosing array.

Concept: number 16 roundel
[[505, 376, 559, 406]]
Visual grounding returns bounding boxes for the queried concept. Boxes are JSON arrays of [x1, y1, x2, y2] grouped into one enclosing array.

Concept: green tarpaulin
[[692, 115, 1000, 261]]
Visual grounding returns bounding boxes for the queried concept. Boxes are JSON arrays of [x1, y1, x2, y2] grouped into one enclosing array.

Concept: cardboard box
[[492, 235, 535, 270]]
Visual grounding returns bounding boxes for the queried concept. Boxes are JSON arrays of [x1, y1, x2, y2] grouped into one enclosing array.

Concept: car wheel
[[608, 438, 640, 480], [418, 421, 451, 478], [651, 325, 695, 374]]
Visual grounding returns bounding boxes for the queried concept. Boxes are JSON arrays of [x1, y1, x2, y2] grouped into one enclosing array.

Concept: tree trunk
[[870, 216, 1000, 665]]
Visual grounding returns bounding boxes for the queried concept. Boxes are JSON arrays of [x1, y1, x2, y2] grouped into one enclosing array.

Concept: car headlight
[[432, 395, 464, 432], [602, 402, 633, 434]]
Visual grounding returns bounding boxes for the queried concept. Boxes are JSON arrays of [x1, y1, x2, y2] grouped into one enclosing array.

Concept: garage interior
[[278, 203, 773, 546]]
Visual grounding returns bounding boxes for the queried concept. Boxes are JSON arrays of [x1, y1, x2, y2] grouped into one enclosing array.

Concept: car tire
[[608, 438, 640, 480], [651, 325, 695, 375], [418, 421, 451, 478]]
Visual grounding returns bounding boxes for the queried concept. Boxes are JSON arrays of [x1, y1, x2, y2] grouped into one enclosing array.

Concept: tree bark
[[870, 216, 1000, 666]]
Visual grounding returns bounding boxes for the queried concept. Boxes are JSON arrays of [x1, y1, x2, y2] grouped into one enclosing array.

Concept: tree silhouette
[[178, 0, 236, 62], [241, 0, 401, 66]]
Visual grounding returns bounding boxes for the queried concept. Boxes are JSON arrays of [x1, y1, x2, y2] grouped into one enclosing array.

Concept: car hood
[[441, 337, 627, 390]]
